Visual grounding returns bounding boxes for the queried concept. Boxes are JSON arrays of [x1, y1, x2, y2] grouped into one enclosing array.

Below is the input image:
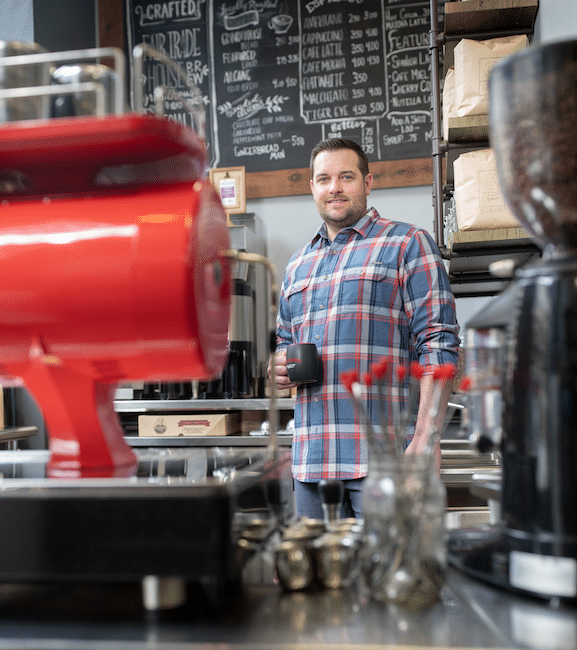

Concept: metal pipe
[[429, 0, 447, 256], [132, 43, 206, 140], [0, 81, 106, 116], [0, 47, 125, 115]]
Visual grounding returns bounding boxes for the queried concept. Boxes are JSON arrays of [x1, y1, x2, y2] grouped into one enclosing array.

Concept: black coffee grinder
[[448, 39, 577, 603]]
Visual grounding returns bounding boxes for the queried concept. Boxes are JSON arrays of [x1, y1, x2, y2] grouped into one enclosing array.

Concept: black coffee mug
[[286, 343, 320, 384]]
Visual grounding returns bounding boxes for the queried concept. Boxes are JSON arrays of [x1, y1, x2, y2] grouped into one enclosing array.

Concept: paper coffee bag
[[454, 149, 520, 231], [442, 66, 455, 140], [454, 35, 529, 117]]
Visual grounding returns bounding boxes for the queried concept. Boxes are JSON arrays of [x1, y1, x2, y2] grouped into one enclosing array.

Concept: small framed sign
[[209, 166, 246, 218]]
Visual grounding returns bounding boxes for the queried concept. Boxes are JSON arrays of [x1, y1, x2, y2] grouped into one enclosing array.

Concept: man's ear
[[365, 173, 374, 195]]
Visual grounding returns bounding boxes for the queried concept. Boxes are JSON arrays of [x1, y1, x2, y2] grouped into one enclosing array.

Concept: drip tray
[[445, 507, 491, 529], [0, 448, 293, 597]]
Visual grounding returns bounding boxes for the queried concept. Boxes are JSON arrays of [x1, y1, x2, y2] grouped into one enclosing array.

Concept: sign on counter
[[125, 0, 445, 195]]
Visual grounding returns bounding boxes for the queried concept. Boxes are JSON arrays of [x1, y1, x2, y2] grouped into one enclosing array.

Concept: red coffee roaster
[[0, 113, 232, 478]]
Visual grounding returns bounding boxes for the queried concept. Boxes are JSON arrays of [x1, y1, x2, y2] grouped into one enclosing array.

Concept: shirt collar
[[310, 208, 377, 246]]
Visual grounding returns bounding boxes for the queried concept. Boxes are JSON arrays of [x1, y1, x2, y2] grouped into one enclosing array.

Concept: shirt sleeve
[[399, 228, 460, 370], [275, 266, 295, 352]]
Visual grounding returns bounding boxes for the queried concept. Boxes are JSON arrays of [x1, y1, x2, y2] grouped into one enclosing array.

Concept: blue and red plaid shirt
[[276, 208, 460, 482]]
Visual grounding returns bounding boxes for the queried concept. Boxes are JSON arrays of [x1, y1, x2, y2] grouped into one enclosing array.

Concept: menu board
[[125, 0, 444, 192]]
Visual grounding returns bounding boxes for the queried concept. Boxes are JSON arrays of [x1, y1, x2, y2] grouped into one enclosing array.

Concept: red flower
[[410, 361, 425, 379], [396, 365, 407, 381], [433, 363, 456, 382], [371, 357, 388, 380], [340, 369, 359, 393], [459, 376, 472, 392]]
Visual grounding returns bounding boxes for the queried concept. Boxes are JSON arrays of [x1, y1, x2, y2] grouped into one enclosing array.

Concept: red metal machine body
[[0, 114, 231, 478]]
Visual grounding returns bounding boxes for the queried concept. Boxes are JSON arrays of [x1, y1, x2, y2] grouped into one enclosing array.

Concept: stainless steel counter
[[0, 451, 568, 649], [0, 569, 573, 649]]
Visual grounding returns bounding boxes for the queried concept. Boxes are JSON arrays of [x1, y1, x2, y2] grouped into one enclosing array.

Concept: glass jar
[[362, 454, 447, 610]]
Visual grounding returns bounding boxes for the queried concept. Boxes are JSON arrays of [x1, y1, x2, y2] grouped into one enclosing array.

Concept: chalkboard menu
[[125, 0, 445, 194]]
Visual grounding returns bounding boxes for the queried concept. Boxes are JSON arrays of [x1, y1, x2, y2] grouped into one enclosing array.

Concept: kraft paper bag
[[442, 66, 455, 140], [454, 35, 529, 117], [453, 149, 521, 231]]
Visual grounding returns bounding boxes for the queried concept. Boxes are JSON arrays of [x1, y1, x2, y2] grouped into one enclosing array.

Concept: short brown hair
[[310, 138, 370, 178]]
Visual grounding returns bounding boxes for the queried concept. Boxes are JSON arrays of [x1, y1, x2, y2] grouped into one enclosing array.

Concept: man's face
[[310, 148, 373, 240]]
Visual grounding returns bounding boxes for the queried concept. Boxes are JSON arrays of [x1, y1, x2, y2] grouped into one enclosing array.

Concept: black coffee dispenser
[[222, 277, 255, 398], [448, 39, 577, 603]]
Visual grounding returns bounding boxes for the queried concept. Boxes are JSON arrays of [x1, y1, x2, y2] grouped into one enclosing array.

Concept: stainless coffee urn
[[206, 214, 267, 399]]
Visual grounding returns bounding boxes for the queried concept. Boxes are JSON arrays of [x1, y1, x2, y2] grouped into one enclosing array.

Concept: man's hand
[[268, 348, 300, 391]]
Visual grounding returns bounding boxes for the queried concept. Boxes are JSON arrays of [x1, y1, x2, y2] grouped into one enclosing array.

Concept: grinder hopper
[[489, 39, 577, 256]]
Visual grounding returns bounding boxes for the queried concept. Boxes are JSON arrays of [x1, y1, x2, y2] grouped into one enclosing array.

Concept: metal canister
[[282, 517, 326, 541], [0, 40, 51, 122], [275, 518, 325, 591], [275, 538, 316, 591], [51, 63, 122, 116], [312, 531, 361, 590]]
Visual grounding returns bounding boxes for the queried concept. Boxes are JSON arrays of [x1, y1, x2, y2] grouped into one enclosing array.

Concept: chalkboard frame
[[245, 157, 433, 198], [101, 1, 435, 198]]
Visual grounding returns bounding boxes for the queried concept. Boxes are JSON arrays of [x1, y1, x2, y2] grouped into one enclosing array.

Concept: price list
[[381, 1, 434, 154], [298, 3, 385, 121], [126, 0, 444, 174], [210, 3, 312, 168]]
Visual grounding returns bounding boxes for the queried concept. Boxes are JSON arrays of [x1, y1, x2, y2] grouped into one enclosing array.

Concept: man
[[269, 138, 460, 519]]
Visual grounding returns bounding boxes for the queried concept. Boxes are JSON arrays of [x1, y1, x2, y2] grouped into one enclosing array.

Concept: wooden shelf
[[448, 226, 533, 250], [447, 115, 490, 143], [444, 0, 539, 36], [447, 227, 540, 297]]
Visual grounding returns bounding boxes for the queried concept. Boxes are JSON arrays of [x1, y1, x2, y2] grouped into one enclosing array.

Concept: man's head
[[310, 138, 370, 179], [309, 139, 373, 240]]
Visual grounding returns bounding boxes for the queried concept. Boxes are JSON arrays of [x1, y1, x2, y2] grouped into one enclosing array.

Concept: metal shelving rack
[[429, 0, 540, 297], [114, 397, 296, 413]]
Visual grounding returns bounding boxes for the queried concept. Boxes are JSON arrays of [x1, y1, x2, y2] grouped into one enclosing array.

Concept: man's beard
[[320, 203, 366, 229]]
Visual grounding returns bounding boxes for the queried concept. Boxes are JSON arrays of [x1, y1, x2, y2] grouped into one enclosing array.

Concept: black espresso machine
[[448, 39, 577, 604]]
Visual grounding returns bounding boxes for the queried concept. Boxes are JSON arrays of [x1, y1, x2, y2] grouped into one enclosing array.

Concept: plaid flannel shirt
[[276, 208, 460, 482]]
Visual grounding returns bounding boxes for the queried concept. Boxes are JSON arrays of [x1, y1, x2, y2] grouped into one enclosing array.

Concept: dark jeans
[[293, 477, 365, 519]]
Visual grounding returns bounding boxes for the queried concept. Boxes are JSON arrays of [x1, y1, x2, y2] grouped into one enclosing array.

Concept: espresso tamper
[[318, 479, 344, 525]]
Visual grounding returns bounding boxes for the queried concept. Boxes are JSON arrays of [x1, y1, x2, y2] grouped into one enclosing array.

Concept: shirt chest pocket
[[285, 276, 314, 324], [285, 263, 399, 320], [338, 263, 396, 306]]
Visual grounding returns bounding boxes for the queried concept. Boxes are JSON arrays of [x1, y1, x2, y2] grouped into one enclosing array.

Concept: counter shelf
[[125, 435, 293, 448], [114, 397, 297, 412]]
